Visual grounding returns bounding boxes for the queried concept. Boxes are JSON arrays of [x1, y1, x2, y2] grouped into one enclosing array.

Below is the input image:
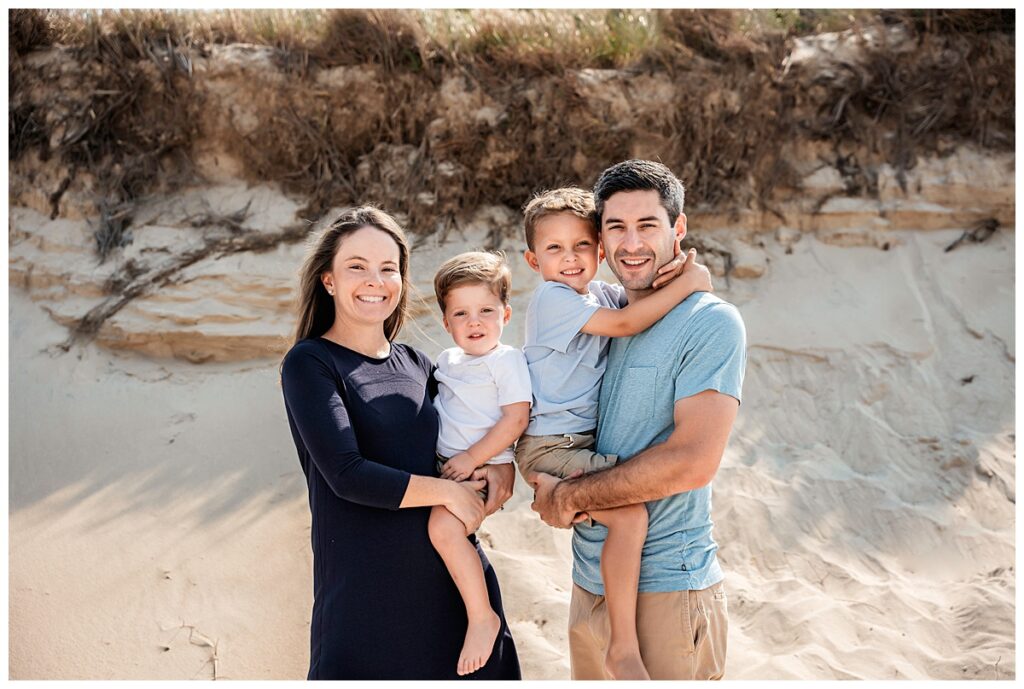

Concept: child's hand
[[441, 452, 480, 481], [651, 248, 692, 288], [652, 248, 713, 293]]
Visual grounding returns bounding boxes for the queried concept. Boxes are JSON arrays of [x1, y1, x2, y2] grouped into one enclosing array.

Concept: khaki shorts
[[568, 582, 729, 680], [514, 432, 617, 482], [435, 454, 487, 500]]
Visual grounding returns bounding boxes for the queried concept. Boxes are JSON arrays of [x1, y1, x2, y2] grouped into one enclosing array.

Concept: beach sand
[[8, 218, 1015, 679]]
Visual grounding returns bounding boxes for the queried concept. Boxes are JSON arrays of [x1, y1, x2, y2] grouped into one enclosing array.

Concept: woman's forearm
[[403, 473, 487, 533], [399, 474, 456, 509]]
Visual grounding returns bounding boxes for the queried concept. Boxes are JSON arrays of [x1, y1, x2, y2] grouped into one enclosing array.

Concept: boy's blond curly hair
[[522, 187, 598, 251], [433, 251, 511, 314]]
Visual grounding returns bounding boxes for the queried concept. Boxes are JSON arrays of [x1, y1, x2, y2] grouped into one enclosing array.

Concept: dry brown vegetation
[[9, 9, 1016, 258]]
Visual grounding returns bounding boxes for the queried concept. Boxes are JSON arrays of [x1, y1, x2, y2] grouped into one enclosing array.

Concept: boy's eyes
[[450, 307, 497, 317]]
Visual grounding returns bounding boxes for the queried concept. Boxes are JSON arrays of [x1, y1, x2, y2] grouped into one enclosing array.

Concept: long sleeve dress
[[281, 337, 521, 680]]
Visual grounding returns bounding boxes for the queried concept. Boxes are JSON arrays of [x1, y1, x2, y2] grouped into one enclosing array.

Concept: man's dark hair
[[593, 159, 686, 227]]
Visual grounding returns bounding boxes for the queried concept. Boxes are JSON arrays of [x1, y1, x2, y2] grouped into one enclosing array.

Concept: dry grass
[[44, 9, 332, 52], [36, 9, 659, 69], [10, 8, 1015, 259]]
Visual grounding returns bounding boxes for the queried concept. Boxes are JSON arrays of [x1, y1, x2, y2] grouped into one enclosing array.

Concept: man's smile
[[617, 255, 654, 268]]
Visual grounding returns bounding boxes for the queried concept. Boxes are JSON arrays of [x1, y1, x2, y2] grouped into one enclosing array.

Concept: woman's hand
[[444, 479, 487, 535], [473, 463, 515, 515]]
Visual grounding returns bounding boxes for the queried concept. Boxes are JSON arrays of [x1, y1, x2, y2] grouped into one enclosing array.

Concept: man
[[529, 159, 746, 680]]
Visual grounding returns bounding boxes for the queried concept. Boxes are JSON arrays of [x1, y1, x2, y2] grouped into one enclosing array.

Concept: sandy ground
[[8, 225, 1015, 680], [7, 289, 573, 680]]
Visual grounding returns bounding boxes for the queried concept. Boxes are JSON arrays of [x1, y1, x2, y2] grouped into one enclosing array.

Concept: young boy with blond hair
[[518, 187, 711, 680], [428, 251, 531, 676]]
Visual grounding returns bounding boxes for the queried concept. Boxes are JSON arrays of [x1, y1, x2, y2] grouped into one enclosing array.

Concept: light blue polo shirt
[[522, 280, 626, 436], [572, 291, 746, 595]]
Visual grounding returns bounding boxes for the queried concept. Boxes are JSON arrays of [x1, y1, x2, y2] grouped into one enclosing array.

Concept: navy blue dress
[[281, 337, 521, 680]]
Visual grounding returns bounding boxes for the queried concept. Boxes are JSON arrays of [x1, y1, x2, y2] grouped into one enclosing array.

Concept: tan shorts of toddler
[[514, 431, 617, 483]]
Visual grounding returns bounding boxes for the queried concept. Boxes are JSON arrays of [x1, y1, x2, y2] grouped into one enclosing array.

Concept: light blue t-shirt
[[572, 292, 747, 595], [522, 280, 626, 436]]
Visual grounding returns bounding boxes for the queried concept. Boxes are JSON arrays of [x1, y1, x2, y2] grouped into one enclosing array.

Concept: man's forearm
[[555, 438, 718, 515]]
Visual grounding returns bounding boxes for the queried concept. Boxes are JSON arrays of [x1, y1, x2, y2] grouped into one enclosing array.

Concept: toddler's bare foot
[[457, 610, 501, 676], [605, 645, 650, 680]]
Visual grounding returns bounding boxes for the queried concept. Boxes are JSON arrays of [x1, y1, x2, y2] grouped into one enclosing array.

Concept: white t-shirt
[[434, 344, 532, 464]]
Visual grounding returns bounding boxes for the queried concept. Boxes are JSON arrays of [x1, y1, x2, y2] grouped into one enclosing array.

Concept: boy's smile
[[524, 213, 601, 295]]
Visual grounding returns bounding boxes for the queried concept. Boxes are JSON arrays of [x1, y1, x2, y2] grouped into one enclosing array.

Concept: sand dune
[[9, 217, 1014, 679]]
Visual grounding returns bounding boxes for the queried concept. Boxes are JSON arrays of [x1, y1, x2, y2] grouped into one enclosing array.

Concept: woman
[[280, 207, 521, 679]]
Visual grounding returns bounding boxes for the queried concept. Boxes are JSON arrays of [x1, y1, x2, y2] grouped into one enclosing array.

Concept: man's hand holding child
[[528, 470, 590, 528]]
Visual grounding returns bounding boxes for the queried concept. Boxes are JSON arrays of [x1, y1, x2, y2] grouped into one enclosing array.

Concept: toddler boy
[[429, 251, 531, 676]]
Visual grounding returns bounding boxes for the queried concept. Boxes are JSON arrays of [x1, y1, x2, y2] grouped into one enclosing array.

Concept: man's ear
[[674, 213, 687, 255], [524, 249, 540, 272], [598, 240, 605, 264]]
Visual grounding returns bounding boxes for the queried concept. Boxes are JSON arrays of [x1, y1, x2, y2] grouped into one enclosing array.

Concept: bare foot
[[457, 610, 501, 676], [605, 645, 650, 680]]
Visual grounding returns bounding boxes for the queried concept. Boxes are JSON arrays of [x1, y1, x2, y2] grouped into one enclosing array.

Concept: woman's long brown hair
[[292, 206, 412, 346]]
